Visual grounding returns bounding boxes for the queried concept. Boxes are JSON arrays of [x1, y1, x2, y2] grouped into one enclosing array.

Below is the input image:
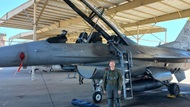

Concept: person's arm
[[118, 70, 123, 91], [103, 71, 107, 91]]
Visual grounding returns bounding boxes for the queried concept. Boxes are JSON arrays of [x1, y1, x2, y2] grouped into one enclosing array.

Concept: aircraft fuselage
[[0, 41, 189, 77]]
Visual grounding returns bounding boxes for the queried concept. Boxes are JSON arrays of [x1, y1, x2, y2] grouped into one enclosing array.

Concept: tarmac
[[0, 67, 190, 107]]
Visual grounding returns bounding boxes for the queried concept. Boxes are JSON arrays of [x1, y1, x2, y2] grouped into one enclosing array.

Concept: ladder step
[[125, 79, 130, 83], [125, 69, 129, 72], [125, 79, 130, 81], [125, 88, 132, 90], [125, 97, 133, 100], [124, 61, 128, 63]]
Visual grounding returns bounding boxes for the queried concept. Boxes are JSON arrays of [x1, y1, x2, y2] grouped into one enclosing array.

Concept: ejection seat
[[76, 32, 88, 43], [88, 32, 102, 43], [46, 30, 68, 43]]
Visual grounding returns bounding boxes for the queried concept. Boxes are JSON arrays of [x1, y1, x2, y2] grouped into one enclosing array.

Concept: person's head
[[109, 60, 115, 70]]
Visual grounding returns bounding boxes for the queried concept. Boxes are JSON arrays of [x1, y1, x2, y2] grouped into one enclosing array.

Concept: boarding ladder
[[110, 42, 133, 100]]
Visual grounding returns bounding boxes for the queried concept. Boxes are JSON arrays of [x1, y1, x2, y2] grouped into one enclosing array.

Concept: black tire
[[168, 83, 180, 96], [92, 91, 102, 103]]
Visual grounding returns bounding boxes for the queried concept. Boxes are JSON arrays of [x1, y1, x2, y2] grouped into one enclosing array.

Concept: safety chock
[[167, 94, 176, 98]]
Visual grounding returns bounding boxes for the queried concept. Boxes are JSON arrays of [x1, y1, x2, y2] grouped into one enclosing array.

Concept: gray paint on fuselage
[[0, 40, 190, 77]]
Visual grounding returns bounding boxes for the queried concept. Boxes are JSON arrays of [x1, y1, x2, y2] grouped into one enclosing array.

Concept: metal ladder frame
[[110, 42, 133, 100]]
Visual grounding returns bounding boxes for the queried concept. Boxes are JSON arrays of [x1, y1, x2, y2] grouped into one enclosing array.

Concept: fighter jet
[[0, 0, 189, 103]]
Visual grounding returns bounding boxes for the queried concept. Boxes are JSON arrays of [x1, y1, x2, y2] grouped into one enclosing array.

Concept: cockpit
[[46, 0, 136, 45], [46, 30, 103, 44]]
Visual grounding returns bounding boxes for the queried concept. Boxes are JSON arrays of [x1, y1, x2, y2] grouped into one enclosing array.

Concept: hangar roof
[[0, 0, 190, 41]]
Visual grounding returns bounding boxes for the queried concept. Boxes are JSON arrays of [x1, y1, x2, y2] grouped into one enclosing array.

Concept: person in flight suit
[[103, 60, 123, 107]]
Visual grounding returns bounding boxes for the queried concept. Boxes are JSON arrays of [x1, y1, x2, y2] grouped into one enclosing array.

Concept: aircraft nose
[[0, 44, 26, 67]]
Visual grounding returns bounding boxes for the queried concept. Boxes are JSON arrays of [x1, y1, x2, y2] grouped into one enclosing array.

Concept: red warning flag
[[17, 52, 25, 72], [17, 62, 23, 72]]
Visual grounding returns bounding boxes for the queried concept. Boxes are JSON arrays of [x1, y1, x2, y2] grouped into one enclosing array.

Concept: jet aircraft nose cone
[[0, 44, 26, 67]]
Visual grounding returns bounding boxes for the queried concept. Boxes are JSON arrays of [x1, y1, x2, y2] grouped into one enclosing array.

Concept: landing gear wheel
[[92, 91, 102, 103], [50, 68, 53, 72], [168, 83, 180, 96]]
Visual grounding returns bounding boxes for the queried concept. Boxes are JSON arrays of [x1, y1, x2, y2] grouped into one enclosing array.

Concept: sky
[[134, 17, 188, 46], [0, 0, 30, 44], [0, 0, 188, 46]]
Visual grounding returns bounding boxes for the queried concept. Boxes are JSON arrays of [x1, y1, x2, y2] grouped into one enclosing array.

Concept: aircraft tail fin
[[159, 18, 190, 50], [175, 18, 190, 42]]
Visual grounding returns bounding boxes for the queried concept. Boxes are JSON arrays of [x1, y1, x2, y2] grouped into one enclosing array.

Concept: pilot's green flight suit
[[103, 69, 123, 107]]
